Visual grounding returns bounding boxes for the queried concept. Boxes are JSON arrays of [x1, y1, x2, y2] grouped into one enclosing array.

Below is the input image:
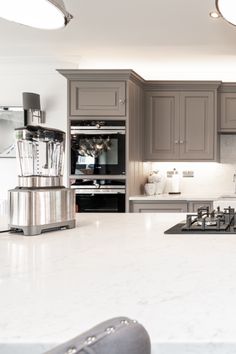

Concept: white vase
[[148, 171, 166, 194], [144, 183, 156, 196]]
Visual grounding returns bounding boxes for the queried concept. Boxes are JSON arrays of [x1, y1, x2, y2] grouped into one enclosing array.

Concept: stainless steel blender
[[8, 125, 75, 236]]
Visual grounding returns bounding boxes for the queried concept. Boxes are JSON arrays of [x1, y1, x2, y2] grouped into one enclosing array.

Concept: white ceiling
[[1, 0, 236, 79]]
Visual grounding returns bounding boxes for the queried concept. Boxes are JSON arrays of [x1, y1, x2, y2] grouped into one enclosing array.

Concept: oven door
[[71, 130, 125, 176], [75, 190, 126, 213]]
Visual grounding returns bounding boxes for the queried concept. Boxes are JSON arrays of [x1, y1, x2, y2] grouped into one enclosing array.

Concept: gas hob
[[165, 206, 236, 234]]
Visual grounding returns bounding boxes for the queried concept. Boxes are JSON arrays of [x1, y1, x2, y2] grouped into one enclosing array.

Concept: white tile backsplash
[[220, 135, 236, 163], [151, 135, 236, 196]]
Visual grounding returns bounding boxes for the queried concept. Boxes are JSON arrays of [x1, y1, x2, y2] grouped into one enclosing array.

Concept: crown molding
[[219, 83, 236, 93], [145, 80, 222, 91], [57, 69, 145, 86]]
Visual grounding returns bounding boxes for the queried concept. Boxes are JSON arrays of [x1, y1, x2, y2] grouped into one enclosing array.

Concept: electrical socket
[[182, 170, 194, 178], [167, 171, 174, 178]]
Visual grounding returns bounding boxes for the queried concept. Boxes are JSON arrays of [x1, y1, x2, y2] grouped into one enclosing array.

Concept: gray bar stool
[[45, 317, 151, 354]]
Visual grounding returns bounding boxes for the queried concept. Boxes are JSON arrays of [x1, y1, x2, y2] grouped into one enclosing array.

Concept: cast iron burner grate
[[164, 206, 236, 234]]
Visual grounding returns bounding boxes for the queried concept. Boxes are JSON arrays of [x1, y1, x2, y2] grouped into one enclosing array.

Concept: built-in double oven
[[71, 120, 125, 176], [70, 120, 126, 212]]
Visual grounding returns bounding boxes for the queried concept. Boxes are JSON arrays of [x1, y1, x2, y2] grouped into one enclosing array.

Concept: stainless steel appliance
[[8, 125, 75, 236], [71, 179, 126, 213], [165, 206, 236, 234], [70, 120, 126, 176]]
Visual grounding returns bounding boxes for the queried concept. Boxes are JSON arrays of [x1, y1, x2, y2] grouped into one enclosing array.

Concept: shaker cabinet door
[[131, 201, 188, 213], [70, 81, 126, 116], [144, 91, 180, 160], [220, 92, 236, 132], [179, 91, 215, 160]]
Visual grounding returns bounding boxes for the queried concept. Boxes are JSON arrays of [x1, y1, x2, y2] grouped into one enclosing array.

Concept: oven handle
[[75, 189, 126, 194], [71, 129, 125, 135], [71, 126, 125, 130]]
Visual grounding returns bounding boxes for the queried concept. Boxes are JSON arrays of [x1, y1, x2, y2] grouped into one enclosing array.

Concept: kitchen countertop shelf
[[129, 193, 235, 201]]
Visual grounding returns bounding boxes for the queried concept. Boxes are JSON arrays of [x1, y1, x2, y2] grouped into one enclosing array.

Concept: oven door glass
[[76, 193, 125, 213], [71, 132, 125, 175]]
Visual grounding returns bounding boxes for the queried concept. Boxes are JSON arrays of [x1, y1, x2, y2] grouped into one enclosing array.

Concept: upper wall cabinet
[[219, 84, 236, 132], [69, 81, 126, 116], [144, 91, 180, 160], [179, 91, 214, 160], [144, 82, 220, 161]]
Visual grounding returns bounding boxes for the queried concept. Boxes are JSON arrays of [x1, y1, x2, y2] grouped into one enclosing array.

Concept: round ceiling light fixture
[[216, 0, 236, 26], [0, 0, 73, 30]]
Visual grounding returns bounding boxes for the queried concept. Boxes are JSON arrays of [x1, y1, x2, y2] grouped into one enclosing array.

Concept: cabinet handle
[[119, 99, 125, 105]]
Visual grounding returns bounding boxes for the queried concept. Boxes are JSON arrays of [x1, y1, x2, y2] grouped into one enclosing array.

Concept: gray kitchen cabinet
[[219, 84, 236, 132], [58, 69, 147, 213], [179, 92, 215, 160], [144, 91, 180, 160], [130, 201, 188, 213], [69, 80, 126, 116], [144, 85, 219, 161], [187, 201, 213, 213], [130, 199, 215, 213]]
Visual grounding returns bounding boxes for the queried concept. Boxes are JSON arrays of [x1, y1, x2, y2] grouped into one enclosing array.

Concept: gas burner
[[165, 205, 236, 234]]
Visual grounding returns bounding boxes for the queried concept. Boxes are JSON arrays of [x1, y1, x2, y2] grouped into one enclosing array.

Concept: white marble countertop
[[129, 193, 230, 201], [1, 213, 236, 354]]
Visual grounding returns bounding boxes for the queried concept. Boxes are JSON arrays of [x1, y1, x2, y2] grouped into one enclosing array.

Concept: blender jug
[[15, 125, 65, 177], [14, 125, 66, 188]]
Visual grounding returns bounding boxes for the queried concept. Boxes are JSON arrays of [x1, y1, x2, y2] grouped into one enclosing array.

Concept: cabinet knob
[[119, 99, 125, 105], [174, 140, 179, 144], [179, 140, 184, 144]]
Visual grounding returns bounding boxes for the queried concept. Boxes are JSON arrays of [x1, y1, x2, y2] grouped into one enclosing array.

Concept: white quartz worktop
[[1, 213, 236, 354], [129, 193, 224, 201]]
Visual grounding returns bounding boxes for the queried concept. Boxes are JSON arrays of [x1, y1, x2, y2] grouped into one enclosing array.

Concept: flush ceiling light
[[216, 0, 236, 26], [0, 0, 73, 30]]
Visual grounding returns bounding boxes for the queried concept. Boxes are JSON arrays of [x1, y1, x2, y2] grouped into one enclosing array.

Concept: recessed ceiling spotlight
[[216, 0, 236, 26], [0, 0, 73, 30], [209, 11, 220, 19]]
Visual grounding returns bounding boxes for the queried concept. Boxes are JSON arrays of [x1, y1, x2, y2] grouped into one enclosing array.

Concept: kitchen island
[[1, 213, 236, 354]]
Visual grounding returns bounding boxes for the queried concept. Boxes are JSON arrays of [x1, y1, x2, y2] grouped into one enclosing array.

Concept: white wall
[[0, 59, 77, 201]]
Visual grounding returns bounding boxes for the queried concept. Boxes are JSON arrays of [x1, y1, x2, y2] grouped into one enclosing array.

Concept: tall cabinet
[[144, 82, 221, 161], [58, 69, 147, 211]]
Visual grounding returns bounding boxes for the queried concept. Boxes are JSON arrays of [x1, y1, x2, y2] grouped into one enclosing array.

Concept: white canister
[[144, 183, 156, 196], [171, 168, 180, 193]]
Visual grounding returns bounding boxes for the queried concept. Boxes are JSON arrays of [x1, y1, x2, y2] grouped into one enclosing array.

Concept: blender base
[[8, 187, 76, 236], [10, 219, 76, 236]]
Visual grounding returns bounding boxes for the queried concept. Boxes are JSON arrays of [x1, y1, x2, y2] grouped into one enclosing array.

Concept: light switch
[[167, 171, 174, 178]]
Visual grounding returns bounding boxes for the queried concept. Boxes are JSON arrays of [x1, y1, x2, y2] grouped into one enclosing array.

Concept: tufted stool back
[[45, 317, 151, 354]]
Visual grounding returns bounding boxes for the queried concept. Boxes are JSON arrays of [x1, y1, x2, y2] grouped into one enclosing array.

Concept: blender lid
[[15, 125, 65, 142]]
